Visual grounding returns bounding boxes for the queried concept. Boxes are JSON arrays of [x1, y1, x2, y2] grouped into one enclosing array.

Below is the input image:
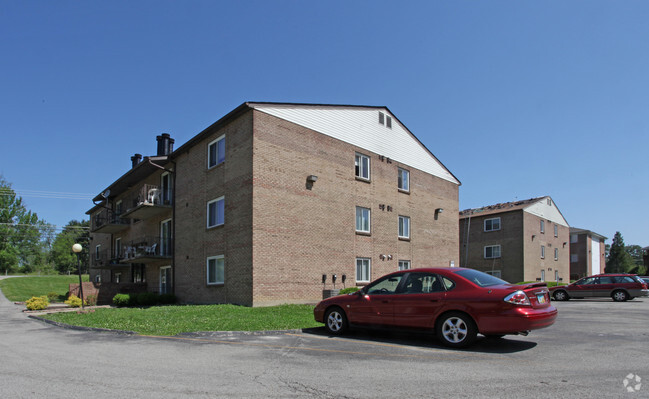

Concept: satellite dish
[[101, 189, 111, 199]]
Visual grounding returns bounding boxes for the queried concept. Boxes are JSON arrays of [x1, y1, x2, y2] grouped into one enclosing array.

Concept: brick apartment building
[[88, 102, 461, 306], [459, 196, 570, 283], [569, 228, 607, 280]]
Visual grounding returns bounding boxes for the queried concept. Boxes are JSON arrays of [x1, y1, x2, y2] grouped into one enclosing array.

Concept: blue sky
[[1, 1, 648, 246]]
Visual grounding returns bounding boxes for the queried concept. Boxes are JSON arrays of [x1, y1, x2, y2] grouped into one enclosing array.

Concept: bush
[[85, 294, 98, 307], [338, 287, 360, 295], [136, 292, 159, 306], [26, 296, 50, 311], [47, 292, 59, 302], [65, 295, 84, 308], [159, 293, 177, 305], [112, 293, 131, 307]]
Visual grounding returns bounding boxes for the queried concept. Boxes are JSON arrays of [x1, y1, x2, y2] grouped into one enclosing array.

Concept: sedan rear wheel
[[612, 290, 628, 302], [436, 312, 477, 348], [553, 290, 569, 301], [324, 307, 348, 335]]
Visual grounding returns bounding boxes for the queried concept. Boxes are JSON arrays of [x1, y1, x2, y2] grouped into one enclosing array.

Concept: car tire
[[324, 307, 348, 335], [612, 290, 628, 302], [553, 290, 569, 301], [436, 312, 477, 348]]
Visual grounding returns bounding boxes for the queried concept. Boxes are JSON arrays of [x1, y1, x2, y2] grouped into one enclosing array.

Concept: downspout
[[171, 160, 176, 297]]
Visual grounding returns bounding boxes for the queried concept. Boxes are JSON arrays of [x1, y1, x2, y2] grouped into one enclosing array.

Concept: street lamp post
[[72, 243, 84, 308]]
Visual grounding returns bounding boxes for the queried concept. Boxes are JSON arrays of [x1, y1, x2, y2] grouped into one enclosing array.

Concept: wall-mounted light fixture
[[306, 175, 318, 190], [435, 208, 443, 220]]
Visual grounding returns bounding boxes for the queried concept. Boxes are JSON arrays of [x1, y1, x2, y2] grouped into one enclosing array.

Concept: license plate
[[537, 294, 547, 304]]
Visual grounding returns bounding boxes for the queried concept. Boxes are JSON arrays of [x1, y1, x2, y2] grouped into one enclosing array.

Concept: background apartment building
[[459, 196, 570, 283], [88, 102, 460, 306], [569, 228, 607, 280]]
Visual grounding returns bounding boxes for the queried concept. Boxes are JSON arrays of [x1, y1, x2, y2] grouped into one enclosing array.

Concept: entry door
[[160, 266, 172, 294]]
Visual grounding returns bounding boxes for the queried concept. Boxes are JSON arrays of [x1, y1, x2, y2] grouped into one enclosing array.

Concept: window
[[571, 254, 578, 263], [115, 238, 121, 258], [356, 206, 371, 233], [486, 270, 502, 278], [379, 112, 385, 125], [114, 273, 121, 284], [95, 275, 101, 283], [398, 168, 409, 191], [554, 248, 559, 261], [540, 220, 545, 233], [161, 219, 172, 257], [484, 245, 501, 259], [356, 258, 371, 283], [386, 115, 392, 128], [355, 153, 370, 180], [570, 234, 578, 243], [161, 172, 172, 204], [366, 274, 403, 294], [541, 245, 546, 259], [207, 197, 225, 228], [115, 200, 122, 216], [95, 245, 100, 260], [132, 264, 145, 283], [208, 135, 226, 168], [540, 270, 545, 282], [398, 260, 411, 270], [401, 273, 444, 294], [207, 255, 225, 285], [398, 216, 410, 239], [555, 270, 559, 281], [554, 224, 558, 237], [484, 217, 501, 232]]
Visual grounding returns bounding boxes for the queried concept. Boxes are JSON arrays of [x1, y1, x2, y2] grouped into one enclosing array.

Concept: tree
[[49, 220, 89, 275], [605, 232, 635, 273], [0, 176, 52, 274]]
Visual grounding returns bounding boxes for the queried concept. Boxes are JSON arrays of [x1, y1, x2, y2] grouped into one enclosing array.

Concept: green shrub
[[85, 294, 98, 307], [47, 292, 59, 302], [112, 294, 131, 307], [65, 295, 84, 308], [136, 292, 159, 306], [338, 287, 360, 295], [26, 296, 50, 311], [159, 293, 177, 305]]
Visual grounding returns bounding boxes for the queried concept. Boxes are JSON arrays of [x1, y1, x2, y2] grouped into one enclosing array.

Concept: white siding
[[251, 104, 459, 185], [591, 237, 601, 274], [524, 197, 569, 227]]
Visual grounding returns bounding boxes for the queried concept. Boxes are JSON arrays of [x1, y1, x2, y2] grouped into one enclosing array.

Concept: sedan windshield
[[455, 269, 509, 287]]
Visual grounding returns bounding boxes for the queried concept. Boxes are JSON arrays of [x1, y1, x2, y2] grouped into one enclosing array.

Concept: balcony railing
[[91, 208, 129, 233], [121, 184, 172, 220], [91, 249, 123, 268], [120, 236, 173, 263]]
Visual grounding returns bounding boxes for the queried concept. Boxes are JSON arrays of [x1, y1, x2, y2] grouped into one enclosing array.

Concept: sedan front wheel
[[324, 307, 348, 335], [436, 312, 477, 348]]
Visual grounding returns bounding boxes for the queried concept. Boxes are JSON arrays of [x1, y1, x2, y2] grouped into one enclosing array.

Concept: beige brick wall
[[522, 213, 570, 283], [250, 111, 459, 306]]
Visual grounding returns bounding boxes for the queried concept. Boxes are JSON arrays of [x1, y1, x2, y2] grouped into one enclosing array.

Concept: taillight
[[504, 290, 531, 306]]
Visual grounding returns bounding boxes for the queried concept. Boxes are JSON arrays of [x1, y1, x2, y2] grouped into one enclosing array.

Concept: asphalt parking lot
[[1, 293, 648, 398]]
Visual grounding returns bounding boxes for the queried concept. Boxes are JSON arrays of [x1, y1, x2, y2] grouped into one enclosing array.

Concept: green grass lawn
[[0, 275, 89, 302], [41, 304, 321, 335]]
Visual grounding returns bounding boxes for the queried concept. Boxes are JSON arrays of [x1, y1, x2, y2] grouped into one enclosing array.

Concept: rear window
[[613, 276, 637, 283], [454, 269, 509, 287]]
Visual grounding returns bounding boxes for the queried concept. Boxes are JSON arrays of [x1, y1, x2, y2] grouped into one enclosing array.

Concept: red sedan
[[314, 267, 557, 348]]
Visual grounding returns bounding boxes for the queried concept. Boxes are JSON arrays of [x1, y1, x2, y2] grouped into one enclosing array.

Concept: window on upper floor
[[570, 234, 578, 243], [207, 255, 225, 285], [484, 217, 501, 232], [554, 248, 559, 261], [356, 206, 371, 234], [484, 245, 501, 259], [541, 245, 546, 259], [207, 196, 225, 228], [540, 220, 545, 233], [378, 111, 392, 128], [398, 215, 410, 239], [571, 254, 578, 263], [398, 168, 409, 192], [208, 135, 226, 169], [355, 153, 370, 180], [554, 224, 558, 237], [398, 260, 411, 270]]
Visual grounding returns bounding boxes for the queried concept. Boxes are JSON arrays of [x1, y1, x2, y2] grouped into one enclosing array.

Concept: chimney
[[156, 133, 174, 156], [131, 153, 142, 168]]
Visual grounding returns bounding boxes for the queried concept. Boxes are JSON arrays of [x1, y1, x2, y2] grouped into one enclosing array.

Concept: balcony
[[91, 208, 129, 233], [91, 249, 123, 269], [120, 236, 172, 264], [121, 184, 172, 220]]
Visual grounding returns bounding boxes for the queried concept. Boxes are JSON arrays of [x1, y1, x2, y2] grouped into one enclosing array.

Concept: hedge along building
[[87, 102, 461, 306]]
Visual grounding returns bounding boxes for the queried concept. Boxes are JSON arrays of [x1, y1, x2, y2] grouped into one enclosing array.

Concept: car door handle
[[382, 300, 390, 303], [430, 299, 439, 302]]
